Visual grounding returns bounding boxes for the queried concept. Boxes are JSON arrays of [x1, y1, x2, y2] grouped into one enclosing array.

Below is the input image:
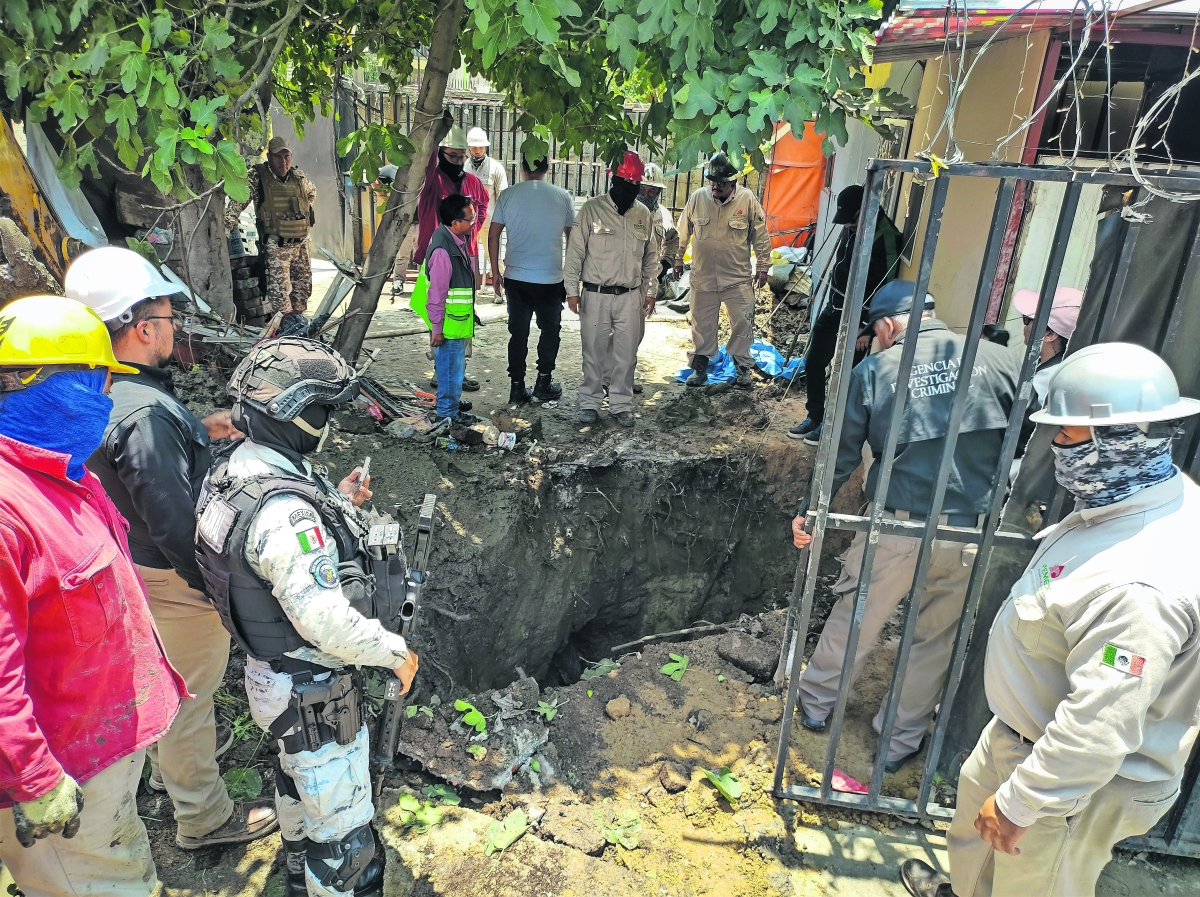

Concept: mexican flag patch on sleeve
[[296, 525, 326, 553], [1101, 644, 1145, 677]]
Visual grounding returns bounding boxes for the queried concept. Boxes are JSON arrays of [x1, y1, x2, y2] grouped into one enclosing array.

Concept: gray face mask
[[1051, 423, 1178, 507], [640, 191, 660, 211]]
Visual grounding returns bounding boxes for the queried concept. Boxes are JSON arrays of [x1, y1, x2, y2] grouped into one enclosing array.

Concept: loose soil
[[110, 281, 1200, 895]]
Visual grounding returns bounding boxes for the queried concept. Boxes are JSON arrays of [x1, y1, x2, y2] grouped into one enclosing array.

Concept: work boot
[[613, 411, 635, 428], [456, 399, 472, 412], [175, 799, 279, 849], [509, 380, 532, 405], [686, 356, 709, 387], [734, 365, 754, 388], [578, 409, 599, 425], [632, 382, 644, 394], [283, 837, 308, 897], [900, 859, 956, 897], [430, 376, 480, 392], [532, 374, 562, 402]]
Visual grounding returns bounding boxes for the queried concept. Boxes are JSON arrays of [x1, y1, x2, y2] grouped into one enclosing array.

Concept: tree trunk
[[333, 0, 463, 362], [173, 163, 234, 319]]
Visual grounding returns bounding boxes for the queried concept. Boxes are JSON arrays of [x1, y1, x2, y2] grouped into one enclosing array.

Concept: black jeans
[[506, 278, 566, 381], [803, 304, 869, 423]]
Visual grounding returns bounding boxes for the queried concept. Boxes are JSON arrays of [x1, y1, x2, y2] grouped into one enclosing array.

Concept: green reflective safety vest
[[410, 225, 475, 339]]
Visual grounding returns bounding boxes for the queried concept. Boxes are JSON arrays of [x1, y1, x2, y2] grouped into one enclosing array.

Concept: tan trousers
[[949, 718, 1181, 897], [578, 287, 641, 414], [137, 565, 234, 839], [798, 521, 977, 761], [0, 751, 156, 896], [688, 281, 755, 368]]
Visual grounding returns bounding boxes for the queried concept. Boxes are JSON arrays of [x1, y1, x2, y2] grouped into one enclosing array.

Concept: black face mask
[[233, 404, 332, 468], [609, 177, 640, 215], [438, 149, 464, 182]]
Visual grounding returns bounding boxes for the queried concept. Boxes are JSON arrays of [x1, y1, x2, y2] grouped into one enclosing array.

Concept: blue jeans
[[435, 337, 466, 419]]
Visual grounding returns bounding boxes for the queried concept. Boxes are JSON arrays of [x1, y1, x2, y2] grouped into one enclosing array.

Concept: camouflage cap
[[227, 337, 358, 421]]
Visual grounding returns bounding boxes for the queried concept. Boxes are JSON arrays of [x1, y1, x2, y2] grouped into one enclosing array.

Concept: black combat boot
[[686, 355, 709, 387], [509, 380, 532, 404], [532, 373, 562, 402], [283, 837, 308, 897]]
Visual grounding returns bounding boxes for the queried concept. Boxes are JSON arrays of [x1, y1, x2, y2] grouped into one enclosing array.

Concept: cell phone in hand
[[357, 456, 371, 486]]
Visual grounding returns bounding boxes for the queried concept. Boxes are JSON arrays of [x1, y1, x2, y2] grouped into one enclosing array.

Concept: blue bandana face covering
[[1051, 423, 1177, 507], [0, 369, 113, 480]]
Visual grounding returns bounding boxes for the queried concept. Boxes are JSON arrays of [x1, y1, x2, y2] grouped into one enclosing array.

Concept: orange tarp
[[762, 122, 826, 249]]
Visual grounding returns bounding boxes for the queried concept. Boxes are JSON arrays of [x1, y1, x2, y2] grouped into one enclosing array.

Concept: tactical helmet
[[227, 337, 358, 422], [65, 246, 179, 323], [440, 126, 469, 150], [641, 163, 667, 190], [466, 127, 490, 148], [0, 295, 137, 392], [1030, 343, 1200, 426], [705, 151, 739, 183]]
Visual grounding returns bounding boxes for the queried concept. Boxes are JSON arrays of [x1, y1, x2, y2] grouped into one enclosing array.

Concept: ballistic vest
[[194, 446, 408, 662], [426, 225, 475, 339], [255, 163, 313, 240]]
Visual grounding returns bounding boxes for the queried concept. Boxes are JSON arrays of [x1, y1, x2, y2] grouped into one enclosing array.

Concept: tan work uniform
[[226, 164, 317, 316], [948, 474, 1200, 897], [564, 195, 659, 414], [675, 185, 771, 368]]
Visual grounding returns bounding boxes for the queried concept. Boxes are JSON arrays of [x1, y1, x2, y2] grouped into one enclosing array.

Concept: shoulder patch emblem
[[1101, 644, 1145, 677], [296, 525, 326, 553], [310, 556, 339, 589], [289, 508, 317, 527], [1037, 563, 1066, 586]]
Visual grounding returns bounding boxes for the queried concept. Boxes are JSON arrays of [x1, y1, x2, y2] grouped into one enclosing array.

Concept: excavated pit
[[387, 435, 829, 694]]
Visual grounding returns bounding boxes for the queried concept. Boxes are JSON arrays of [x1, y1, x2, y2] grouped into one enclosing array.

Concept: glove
[[12, 773, 85, 848]]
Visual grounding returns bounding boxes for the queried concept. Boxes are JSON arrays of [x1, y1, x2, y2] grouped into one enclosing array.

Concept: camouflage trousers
[[264, 236, 312, 315]]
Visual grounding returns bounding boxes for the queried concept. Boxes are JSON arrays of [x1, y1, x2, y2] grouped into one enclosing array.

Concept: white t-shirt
[[491, 179, 576, 284]]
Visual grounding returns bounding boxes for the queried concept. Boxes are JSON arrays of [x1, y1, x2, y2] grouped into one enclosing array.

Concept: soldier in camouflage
[[194, 338, 418, 897], [226, 136, 317, 319]]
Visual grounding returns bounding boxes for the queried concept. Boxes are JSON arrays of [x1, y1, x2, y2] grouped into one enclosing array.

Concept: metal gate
[[770, 157, 1200, 857]]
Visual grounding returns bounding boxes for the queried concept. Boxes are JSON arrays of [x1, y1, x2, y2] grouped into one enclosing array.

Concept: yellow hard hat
[[0, 295, 137, 392]]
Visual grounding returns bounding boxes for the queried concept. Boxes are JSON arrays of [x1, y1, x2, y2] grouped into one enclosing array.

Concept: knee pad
[[307, 824, 375, 892]]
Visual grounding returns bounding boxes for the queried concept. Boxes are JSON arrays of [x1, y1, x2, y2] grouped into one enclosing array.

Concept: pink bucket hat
[[1012, 286, 1084, 339]]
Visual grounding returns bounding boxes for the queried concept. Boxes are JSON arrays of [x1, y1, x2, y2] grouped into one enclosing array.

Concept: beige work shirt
[[655, 204, 679, 266], [984, 473, 1200, 828], [675, 185, 771, 292], [564, 195, 660, 299]]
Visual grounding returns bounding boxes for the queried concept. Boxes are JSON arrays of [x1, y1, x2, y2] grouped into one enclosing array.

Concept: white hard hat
[[64, 247, 179, 323], [642, 163, 667, 189], [466, 127, 489, 148], [440, 126, 469, 150], [1030, 342, 1200, 426]]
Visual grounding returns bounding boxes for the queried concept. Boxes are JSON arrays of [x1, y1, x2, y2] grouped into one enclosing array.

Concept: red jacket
[[414, 152, 489, 264], [0, 435, 185, 805]]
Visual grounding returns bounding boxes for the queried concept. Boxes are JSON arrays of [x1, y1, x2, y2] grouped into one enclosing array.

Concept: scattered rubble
[[718, 630, 779, 680]]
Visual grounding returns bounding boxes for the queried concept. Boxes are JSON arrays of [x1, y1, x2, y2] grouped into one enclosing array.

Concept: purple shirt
[[427, 228, 474, 337]]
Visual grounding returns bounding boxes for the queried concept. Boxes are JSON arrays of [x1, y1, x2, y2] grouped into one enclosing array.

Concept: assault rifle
[[370, 493, 436, 800]]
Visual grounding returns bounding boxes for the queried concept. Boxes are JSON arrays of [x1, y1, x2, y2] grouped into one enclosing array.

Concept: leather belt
[[888, 508, 983, 528], [582, 281, 637, 295], [1000, 720, 1036, 746]]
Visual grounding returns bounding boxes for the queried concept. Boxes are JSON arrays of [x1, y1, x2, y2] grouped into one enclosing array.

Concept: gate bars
[[770, 158, 1200, 826]]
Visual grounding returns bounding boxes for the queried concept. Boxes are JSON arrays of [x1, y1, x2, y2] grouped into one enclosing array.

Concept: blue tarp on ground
[[676, 341, 805, 383]]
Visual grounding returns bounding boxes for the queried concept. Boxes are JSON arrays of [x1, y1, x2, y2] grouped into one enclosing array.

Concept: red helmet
[[612, 151, 644, 183]]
